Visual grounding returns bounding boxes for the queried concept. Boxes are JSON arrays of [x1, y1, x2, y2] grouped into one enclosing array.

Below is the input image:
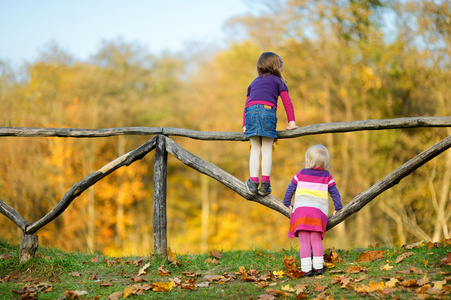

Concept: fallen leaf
[[167, 248, 182, 266], [0, 253, 11, 260], [294, 283, 309, 293], [64, 290, 89, 298], [157, 265, 171, 276], [395, 252, 415, 264], [433, 280, 446, 289], [286, 269, 305, 279], [137, 262, 151, 276], [324, 248, 343, 264], [273, 270, 284, 278], [266, 288, 287, 297], [204, 275, 223, 282], [440, 252, 451, 266], [385, 278, 399, 288], [283, 256, 298, 272], [123, 285, 138, 298], [346, 265, 366, 273], [210, 249, 222, 259], [281, 284, 294, 292], [151, 281, 175, 292], [257, 294, 275, 300], [324, 262, 335, 269], [313, 283, 327, 292], [402, 279, 418, 287], [106, 291, 122, 300], [381, 264, 393, 271], [427, 241, 440, 249], [99, 281, 113, 287], [195, 282, 210, 288], [69, 272, 81, 277], [358, 250, 384, 262], [417, 275, 429, 286], [204, 258, 219, 264], [403, 240, 424, 249]]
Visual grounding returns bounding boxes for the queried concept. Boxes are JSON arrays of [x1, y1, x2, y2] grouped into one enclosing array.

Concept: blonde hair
[[256, 52, 284, 80], [305, 145, 330, 169]]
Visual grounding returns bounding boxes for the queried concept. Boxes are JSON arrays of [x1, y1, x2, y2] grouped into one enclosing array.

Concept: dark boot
[[246, 179, 258, 195], [258, 181, 272, 196]]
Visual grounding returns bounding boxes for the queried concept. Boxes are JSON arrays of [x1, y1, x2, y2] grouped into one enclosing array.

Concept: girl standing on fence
[[243, 52, 297, 196], [283, 145, 342, 276]]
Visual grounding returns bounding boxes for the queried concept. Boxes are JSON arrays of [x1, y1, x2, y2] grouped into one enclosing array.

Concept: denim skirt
[[244, 104, 278, 139]]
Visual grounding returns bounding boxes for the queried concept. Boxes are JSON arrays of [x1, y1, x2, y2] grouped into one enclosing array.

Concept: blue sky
[[0, 0, 251, 66]]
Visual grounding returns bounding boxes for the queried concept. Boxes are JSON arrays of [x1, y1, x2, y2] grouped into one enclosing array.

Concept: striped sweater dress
[[283, 168, 342, 239]]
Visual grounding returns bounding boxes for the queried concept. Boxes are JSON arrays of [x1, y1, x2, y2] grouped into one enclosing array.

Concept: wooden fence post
[[153, 135, 168, 255], [19, 234, 38, 263]]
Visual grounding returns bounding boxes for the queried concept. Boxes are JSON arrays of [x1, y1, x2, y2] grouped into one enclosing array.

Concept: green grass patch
[[1, 238, 450, 299]]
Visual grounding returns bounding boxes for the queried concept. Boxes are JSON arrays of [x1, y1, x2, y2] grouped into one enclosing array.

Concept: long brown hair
[[256, 52, 284, 80]]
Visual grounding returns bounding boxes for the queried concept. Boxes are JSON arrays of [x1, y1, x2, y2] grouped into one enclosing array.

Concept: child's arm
[[280, 91, 297, 129], [329, 184, 343, 214], [283, 180, 297, 208]]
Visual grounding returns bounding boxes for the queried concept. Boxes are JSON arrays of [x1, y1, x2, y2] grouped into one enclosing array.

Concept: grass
[[1, 238, 450, 299]]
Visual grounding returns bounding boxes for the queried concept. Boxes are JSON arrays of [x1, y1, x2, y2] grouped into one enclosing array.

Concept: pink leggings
[[298, 231, 323, 258]]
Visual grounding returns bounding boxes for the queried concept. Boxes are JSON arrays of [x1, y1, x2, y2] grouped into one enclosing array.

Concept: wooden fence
[[1, 116, 451, 262]]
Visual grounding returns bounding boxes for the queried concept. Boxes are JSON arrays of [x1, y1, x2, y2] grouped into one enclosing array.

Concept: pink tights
[[298, 231, 323, 259]]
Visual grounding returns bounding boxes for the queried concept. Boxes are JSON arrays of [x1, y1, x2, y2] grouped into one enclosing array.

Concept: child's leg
[[260, 137, 274, 181], [249, 136, 262, 181], [298, 231, 312, 273], [310, 231, 324, 271]]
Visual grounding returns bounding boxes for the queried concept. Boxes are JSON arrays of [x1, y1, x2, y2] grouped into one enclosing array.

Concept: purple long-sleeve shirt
[[242, 74, 295, 127]]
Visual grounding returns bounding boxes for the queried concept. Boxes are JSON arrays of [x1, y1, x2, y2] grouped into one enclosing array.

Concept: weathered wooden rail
[[0, 116, 450, 262]]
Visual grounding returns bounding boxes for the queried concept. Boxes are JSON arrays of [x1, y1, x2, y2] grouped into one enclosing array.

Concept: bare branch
[[25, 137, 158, 234], [164, 136, 291, 217], [327, 135, 451, 231], [0, 116, 450, 140], [0, 199, 29, 231]]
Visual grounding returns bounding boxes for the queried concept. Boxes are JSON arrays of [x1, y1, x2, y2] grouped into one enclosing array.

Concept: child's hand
[[242, 126, 246, 134], [286, 121, 297, 130], [333, 210, 338, 217], [289, 205, 293, 211]]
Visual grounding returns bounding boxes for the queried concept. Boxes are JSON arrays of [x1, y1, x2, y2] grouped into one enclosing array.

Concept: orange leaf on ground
[[157, 266, 171, 276], [324, 248, 343, 264], [402, 279, 418, 287], [283, 256, 298, 272], [313, 282, 327, 292], [210, 249, 222, 259], [396, 252, 415, 264], [166, 248, 182, 266], [346, 265, 366, 273], [357, 250, 384, 262], [440, 252, 451, 266]]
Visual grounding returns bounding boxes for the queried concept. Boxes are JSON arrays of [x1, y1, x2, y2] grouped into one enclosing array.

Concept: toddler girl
[[283, 145, 342, 276], [243, 52, 297, 196]]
